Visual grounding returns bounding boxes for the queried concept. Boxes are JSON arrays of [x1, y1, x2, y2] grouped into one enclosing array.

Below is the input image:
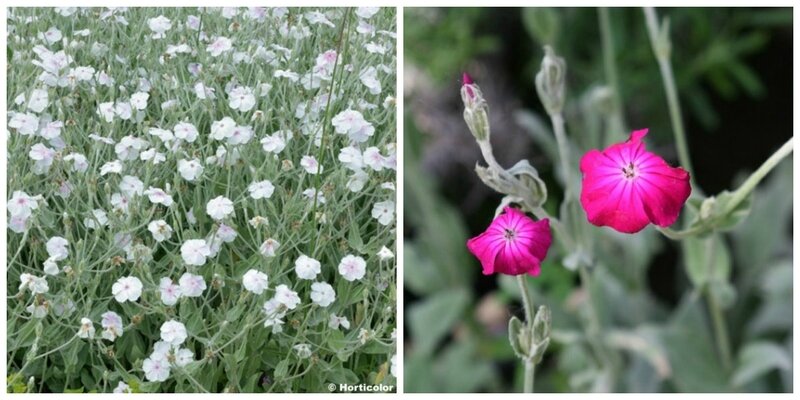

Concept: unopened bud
[[532, 305, 551, 344], [460, 72, 490, 142], [535, 46, 567, 115]]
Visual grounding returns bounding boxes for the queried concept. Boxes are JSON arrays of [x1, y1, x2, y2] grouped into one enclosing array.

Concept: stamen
[[622, 162, 636, 179]]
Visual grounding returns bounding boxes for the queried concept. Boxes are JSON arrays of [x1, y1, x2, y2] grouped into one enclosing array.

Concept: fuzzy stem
[[598, 7, 626, 136], [725, 137, 793, 215], [707, 285, 733, 370], [550, 113, 574, 193], [643, 7, 694, 177], [524, 360, 535, 393], [516, 276, 536, 393]]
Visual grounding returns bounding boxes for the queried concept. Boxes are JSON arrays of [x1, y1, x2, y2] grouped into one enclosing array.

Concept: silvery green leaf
[[508, 316, 527, 360], [732, 341, 792, 387]]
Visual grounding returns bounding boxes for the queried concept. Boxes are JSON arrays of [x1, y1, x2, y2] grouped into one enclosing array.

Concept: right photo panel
[[403, 7, 793, 393]]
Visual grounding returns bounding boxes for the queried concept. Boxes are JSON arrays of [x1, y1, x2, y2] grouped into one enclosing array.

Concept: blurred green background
[[403, 7, 792, 392]]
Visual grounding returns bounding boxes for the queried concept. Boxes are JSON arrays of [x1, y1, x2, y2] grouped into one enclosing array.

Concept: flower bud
[[532, 305, 551, 344], [535, 46, 567, 115], [460, 72, 490, 142]]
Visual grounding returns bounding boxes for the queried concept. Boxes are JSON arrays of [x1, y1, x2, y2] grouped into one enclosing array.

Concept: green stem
[[516, 276, 536, 393], [550, 113, 573, 194], [643, 7, 694, 177], [516, 276, 535, 328], [707, 288, 732, 371], [598, 7, 625, 136], [724, 137, 793, 215], [524, 360, 535, 393]]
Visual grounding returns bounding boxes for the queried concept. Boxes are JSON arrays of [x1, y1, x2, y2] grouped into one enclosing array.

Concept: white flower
[[377, 246, 395, 260], [359, 66, 382, 95], [43, 257, 59, 275], [39, 120, 63, 140], [215, 224, 237, 243], [29, 143, 55, 174], [210, 117, 236, 140], [101, 311, 124, 342], [179, 273, 207, 297], [293, 344, 312, 359], [84, 209, 108, 230], [9, 112, 39, 135], [97, 101, 116, 122], [338, 255, 367, 281], [178, 159, 204, 181], [295, 254, 321, 280], [261, 130, 289, 154], [19, 273, 49, 294], [160, 320, 187, 346], [27, 88, 49, 113], [248, 180, 275, 199], [78, 317, 95, 339], [356, 7, 380, 19], [8, 191, 40, 218], [181, 239, 211, 266], [310, 282, 336, 307], [363, 147, 385, 171], [159, 277, 181, 306], [206, 196, 234, 220], [175, 348, 194, 366], [329, 313, 351, 330], [40, 27, 62, 45], [144, 187, 173, 207], [242, 269, 269, 295], [372, 200, 395, 226], [63, 153, 88, 172], [140, 148, 166, 164], [148, 128, 174, 144], [112, 276, 143, 303], [148, 15, 172, 39], [46, 236, 69, 261], [274, 284, 300, 309], [110, 193, 130, 214], [119, 175, 144, 197], [302, 188, 325, 204], [174, 122, 199, 143], [300, 155, 323, 174], [100, 160, 123, 175], [227, 124, 253, 145], [115, 136, 147, 160], [148, 220, 173, 242], [113, 382, 132, 393], [143, 356, 170, 382], [228, 86, 256, 112], [207, 36, 233, 57], [259, 238, 280, 257], [332, 109, 375, 143], [130, 92, 149, 110], [338, 146, 363, 170], [115, 102, 132, 120], [346, 169, 369, 192]]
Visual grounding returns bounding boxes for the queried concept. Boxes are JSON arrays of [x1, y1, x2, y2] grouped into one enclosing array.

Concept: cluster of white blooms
[[7, 6, 397, 391], [142, 320, 194, 382]]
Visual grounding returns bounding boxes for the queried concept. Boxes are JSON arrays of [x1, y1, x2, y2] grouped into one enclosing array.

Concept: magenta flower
[[579, 129, 691, 233], [467, 207, 552, 276]]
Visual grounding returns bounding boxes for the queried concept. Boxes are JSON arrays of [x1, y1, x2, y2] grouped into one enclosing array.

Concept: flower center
[[622, 162, 637, 179], [503, 228, 516, 240]]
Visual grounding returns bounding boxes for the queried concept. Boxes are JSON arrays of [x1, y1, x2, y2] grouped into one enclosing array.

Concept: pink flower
[[579, 129, 691, 233], [466, 207, 552, 276]]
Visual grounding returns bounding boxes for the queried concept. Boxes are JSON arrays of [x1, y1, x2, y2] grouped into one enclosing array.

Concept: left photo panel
[[6, 7, 396, 393]]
